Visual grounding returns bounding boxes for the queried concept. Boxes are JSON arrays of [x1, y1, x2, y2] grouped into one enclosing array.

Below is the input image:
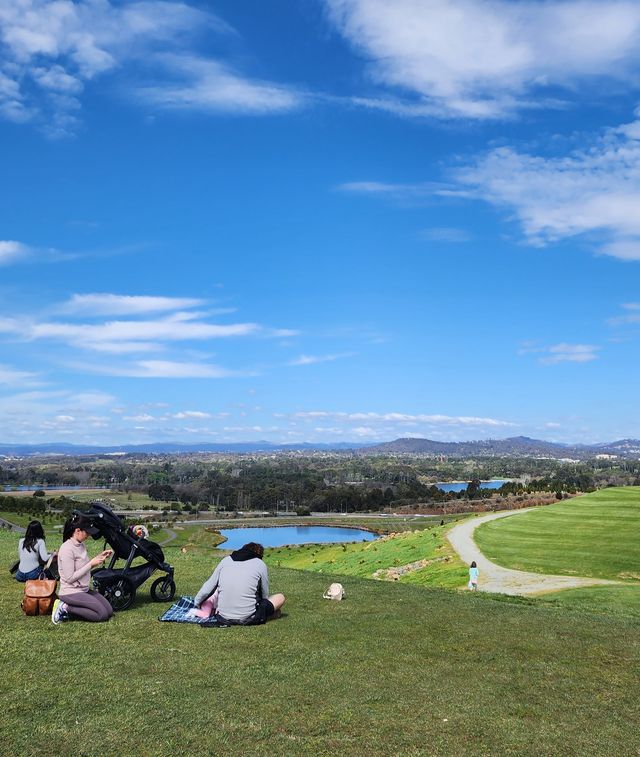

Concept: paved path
[[0, 516, 24, 532], [157, 528, 177, 546], [447, 509, 618, 596]]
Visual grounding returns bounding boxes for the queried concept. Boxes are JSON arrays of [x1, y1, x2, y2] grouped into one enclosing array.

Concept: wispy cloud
[[0, 364, 42, 387], [419, 227, 471, 243], [607, 302, 640, 326], [0, 293, 296, 383], [453, 114, 640, 260], [172, 410, 211, 419], [325, 0, 640, 119], [0, 240, 32, 264], [138, 54, 305, 114], [0, 0, 303, 135], [289, 353, 355, 366], [337, 181, 440, 199], [84, 359, 243, 379], [293, 410, 515, 427], [60, 293, 208, 316], [520, 342, 600, 364]]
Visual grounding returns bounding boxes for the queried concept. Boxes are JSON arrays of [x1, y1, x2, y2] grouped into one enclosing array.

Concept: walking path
[[0, 516, 24, 532], [157, 528, 177, 546], [447, 509, 619, 596]]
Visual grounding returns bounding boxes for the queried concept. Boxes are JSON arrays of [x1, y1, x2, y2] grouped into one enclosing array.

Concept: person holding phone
[[52, 515, 114, 624]]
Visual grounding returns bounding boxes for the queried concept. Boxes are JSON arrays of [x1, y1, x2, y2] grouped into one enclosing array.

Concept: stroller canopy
[[79, 501, 164, 562]]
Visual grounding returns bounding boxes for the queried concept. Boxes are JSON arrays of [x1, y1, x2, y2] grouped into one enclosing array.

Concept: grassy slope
[[474, 487, 640, 581], [266, 523, 468, 590], [2, 529, 639, 756], [0, 511, 64, 528]]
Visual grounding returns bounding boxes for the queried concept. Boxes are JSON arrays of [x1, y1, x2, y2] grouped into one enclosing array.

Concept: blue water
[[435, 479, 511, 493], [218, 525, 377, 550]]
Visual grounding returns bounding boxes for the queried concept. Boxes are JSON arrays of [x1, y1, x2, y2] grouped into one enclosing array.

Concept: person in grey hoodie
[[194, 542, 285, 624]]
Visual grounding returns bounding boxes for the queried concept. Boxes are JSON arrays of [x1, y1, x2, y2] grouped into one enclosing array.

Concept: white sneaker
[[51, 599, 68, 624]]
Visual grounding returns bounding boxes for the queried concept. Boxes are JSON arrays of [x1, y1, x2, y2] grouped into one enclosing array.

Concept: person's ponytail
[[62, 516, 79, 542]]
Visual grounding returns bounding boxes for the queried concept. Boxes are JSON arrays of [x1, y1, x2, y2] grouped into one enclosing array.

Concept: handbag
[[21, 574, 58, 616], [322, 582, 345, 601]]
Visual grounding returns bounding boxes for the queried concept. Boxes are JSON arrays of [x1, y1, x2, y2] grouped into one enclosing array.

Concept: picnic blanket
[[158, 596, 219, 625]]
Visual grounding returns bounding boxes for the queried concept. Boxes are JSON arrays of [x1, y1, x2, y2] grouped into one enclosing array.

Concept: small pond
[[218, 525, 378, 550], [435, 479, 511, 493]]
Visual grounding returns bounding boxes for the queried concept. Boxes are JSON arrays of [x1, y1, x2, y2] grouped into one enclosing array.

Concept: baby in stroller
[[76, 502, 176, 611]]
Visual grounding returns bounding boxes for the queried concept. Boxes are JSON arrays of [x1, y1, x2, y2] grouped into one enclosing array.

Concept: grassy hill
[[2, 529, 640, 756], [474, 487, 640, 581], [266, 522, 468, 590]]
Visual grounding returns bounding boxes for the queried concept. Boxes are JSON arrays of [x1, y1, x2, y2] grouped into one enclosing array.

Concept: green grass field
[[474, 487, 640, 581], [2, 528, 640, 756]]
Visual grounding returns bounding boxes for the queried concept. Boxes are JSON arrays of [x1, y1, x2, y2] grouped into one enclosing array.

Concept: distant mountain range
[[0, 436, 639, 458], [0, 441, 360, 456], [360, 436, 640, 459]]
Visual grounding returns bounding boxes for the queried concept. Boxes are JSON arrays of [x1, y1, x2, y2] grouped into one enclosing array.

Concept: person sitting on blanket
[[193, 542, 285, 625]]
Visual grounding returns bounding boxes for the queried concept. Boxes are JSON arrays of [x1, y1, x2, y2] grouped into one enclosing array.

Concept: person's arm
[[258, 561, 269, 599], [58, 545, 108, 584], [58, 544, 92, 584], [37, 539, 52, 563], [194, 561, 223, 607]]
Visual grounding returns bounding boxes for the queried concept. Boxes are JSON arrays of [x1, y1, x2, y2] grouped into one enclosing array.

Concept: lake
[[435, 479, 511, 493], [218, 525, 378, 550]]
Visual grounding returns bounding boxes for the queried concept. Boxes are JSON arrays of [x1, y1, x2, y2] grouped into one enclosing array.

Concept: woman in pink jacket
[[52, 515, 114, 624]]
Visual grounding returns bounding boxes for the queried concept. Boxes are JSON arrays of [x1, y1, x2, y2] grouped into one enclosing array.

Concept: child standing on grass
[[468, 561, 479, 591]]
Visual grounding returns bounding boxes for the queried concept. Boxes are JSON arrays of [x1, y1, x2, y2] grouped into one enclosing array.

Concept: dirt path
[[447, 509, 619, 596]]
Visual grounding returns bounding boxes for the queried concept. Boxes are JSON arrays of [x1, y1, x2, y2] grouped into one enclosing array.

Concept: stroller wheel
[[151, 576, 176, 603], [102, 577, 136, 611]]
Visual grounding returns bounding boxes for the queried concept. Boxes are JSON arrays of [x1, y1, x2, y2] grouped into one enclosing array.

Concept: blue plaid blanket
[[158, 596, 218, 625]]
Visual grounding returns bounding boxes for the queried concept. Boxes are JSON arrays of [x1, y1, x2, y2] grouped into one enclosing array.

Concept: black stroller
[[77, 502, 176, 611]]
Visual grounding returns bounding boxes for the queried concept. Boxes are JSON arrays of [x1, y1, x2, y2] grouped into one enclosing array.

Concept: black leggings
[[60, 590, 113, 622]]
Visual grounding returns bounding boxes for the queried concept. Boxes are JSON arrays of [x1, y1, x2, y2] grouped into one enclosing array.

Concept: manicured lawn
[[2, 529, 639, 756], [474, 487, 640, 581], [539, 584, 640, 620]]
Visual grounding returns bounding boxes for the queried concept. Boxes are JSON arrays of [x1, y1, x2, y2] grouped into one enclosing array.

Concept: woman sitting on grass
[[52, 515, 114, 625], [15, 520, 56, 582]]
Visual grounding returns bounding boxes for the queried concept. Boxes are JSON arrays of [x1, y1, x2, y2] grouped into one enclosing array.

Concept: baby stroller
[[77, 502, 176, 611]]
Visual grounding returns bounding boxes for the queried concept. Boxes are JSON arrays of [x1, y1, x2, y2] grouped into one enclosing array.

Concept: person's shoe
[[51, 599, 68, 625]]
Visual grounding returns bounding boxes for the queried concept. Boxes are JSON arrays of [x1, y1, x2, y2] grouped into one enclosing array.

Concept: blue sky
[[2, 0, 640, 446]]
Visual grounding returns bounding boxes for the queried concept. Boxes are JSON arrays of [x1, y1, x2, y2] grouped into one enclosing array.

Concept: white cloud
[[5, 315, 259, 349], [0, 240, 31, 264], [61, 293, 207, 316], [0, 364, 41, 386], [524, 343, 600, 365], [293, 410, 515, 427], [138, 54, 304, 114], [419, 227, 471, 243], [325, 0, 640, 119], [0, 1, 300, 134], [173, 410, 211, 419], [289, 352, 355, 366], [86, 359, 239, 378], [337, 180, 440, 198], [451, 113, 640, 260]]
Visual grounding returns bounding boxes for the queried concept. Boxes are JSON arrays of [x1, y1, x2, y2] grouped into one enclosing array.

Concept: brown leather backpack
[[21, 577, 57, 616]]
